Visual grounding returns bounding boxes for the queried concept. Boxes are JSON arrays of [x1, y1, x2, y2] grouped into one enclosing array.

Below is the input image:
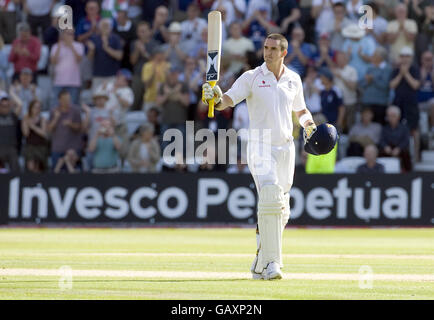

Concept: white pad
[[254, 185, 285, 274]]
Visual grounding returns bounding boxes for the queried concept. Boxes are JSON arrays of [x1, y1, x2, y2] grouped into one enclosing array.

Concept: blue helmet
[[304, 123, 339, 155]]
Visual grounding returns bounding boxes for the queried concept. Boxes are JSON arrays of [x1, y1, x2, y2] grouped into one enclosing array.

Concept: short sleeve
[[225, 70, 254, 105], [50, 44, 58, 57], [293, 75, 307, 112], [405, 20, 418, 33]]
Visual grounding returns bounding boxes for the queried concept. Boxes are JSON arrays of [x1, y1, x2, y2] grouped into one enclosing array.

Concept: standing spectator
[[0, 0, 19, 44], [88, 120, 122, 173], [50, 29, 85, 107], [130, 21, 157, 110], [311, 0, 336, 39], [365, 2, 388, 46], [379, 105, 412, 172], [313, 32, 336, 69], [331, 51, 358, 132], [76, 0, 101, 43], [47, 90, 83, 171], [23, 0, 55, 37], [285, 26, 315, 78], [345, 0, 364, 22], [87, 18, 124, 91], [156, 66, 189, 149], [389, 46, 421, 161], [211, 0, 247, 26], [21, 100, 49, 172], [418, 50, 434, 131], [347, 107, 382, 157], [223, 22, 255, 75], [127, 123, 161, 173], [356, 144, 385, 174], [303, 65, 323, 115], [161, 22, 190, 71], [0, 93, 20, 172], [151, 5, 169, 44], [360, 46, 392, 125], [323, 2, 352, 51], [114, 4, 136, 70], [417, 2, 434, 61], [43, 5, 63, 50], [319, 67, 345, 131], [8, 22, 41, 80], [180, 3, 207, 43], [141, 46, 170, 111], [64, 0, 88, 27], [386, 3, 418, 65], [9, 68, 41, 117], [179, 56, 203, 121], [84, 89, 113, 140], [276, 0, 301, 39], [342, 24, 376, 81]]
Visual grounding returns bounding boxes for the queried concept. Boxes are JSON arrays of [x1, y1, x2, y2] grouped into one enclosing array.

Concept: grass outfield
[[0, 228, 432, 299]]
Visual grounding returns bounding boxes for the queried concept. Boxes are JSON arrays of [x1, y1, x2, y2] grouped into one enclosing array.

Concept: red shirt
[[8, 36, 41, 73]]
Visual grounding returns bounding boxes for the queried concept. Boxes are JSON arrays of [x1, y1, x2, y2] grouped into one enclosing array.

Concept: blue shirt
[[248, 21, 268, 51], [90, 34, 122, 77], [342, 37, 376, 81], [320, 86, 343, 125], [418, 71, 434, 103], [391, 65, 420, 107], [286, 43, 315, 77]]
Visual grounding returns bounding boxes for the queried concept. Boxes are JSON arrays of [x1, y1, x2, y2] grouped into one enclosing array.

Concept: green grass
[[0, 228, 433, 299]]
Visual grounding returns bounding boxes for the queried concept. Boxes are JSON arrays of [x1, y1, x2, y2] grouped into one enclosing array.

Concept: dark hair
[[27, 99, 41, 117], [265, 33, 288, 51], [333, 2, 345, 9], [58, 89, 70, 98]]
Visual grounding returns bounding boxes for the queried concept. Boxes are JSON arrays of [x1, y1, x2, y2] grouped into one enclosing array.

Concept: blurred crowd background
[[0, 0, 433, 174]]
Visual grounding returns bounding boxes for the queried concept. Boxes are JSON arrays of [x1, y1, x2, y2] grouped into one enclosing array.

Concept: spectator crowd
[[0, 0, 433, 174]]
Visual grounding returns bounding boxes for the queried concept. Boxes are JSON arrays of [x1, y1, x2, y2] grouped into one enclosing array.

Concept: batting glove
[[202, 83, 222, 105], [303, 123, 317, 144]]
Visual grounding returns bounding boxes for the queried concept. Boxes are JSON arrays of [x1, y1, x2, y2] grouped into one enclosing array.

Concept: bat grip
[[207, 81, 216, 118]]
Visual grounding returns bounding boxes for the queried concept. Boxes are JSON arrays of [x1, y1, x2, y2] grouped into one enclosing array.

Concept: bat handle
[[207, 80, 216, 118]]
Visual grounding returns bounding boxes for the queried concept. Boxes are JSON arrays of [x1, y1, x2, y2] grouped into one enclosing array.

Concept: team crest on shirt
[[258, 80, 271, 88]]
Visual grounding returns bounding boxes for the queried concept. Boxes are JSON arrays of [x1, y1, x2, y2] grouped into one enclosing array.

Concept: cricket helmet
[[304, 123, 338, 155]]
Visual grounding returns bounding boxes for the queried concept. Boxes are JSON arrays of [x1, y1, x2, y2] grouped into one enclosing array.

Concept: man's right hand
[[202, 83, 222, 106]]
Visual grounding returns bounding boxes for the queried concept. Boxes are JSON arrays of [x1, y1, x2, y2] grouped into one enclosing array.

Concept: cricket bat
[[206, 11, 222, 118]]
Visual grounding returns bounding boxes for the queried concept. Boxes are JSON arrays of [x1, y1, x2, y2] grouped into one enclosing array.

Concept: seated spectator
[[303, 65, 323, 115], [142, 46, 170, 111], [23, 0, 54, 37], [323, 2, 352, 51], [242, 7, 280, 53], [223, 22, 255, 76], [418, 50, 434, 131], [285, 26, 315, 77], [386, 4, 418, 65], [87, 18, 123, 91], [50, 29, 84, 107], [53, 149, 81, 173], [8, 22, 41, 80], [313, 32, 335, 70], [127, 123, 161, 173], [9, 68, 41, 117], [359, 46, 392, 125], [331, 51, 358, 132], [88, 120, 121, 173], [356, 144, 385, 174], [389, 46, 421, 161], [160, 22, 190, 71], [318, 67, 345, 131], [48, 90, 83, 171], [0, 93, 20, 172], [76, 0, 100, 44], [347, 107, 382, 157], [146, 106, 161, 138], [342, 24, 376, 81], [150, 5, 169, 44], [114, 4, 136, 70], [21, 100, 49, 172], [379, 105, 412, 172]]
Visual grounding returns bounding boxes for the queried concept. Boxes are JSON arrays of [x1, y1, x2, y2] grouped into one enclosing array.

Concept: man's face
[[291, 28, 304, 43], [387, 110, 400, 125], [421, 52, 433, 69], [117, 11, 128, 24], [20, 30, 30, 41], [168, 72, 179, 85], [137, 24, 151, 39], [155, 6, 168, 24], [59, 93, 71, 107], [333, 5, 345, 18], [395, 5, 407, 20], [20, 73, 32, 86], [86, 1, 99, 16], [361, 110, 373, 123], [0, 99, 11, 114], [187, 5, 199, 20], [99, 20, 111, 35], [263, 38, 286, 64], [230, 23, 242, 39], [364, 146, 377, 162], [399, 54, 412, 66]]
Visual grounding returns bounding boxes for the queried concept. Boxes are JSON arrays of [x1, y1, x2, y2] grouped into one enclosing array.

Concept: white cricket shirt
[[226, 63, 307, 146]]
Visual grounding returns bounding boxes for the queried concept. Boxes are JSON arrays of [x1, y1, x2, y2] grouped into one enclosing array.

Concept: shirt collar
[[261, 62, 291, 79]]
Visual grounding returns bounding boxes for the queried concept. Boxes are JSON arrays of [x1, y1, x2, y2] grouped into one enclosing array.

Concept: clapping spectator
[[379, 105, 412, 172], [84, 89, 113, 140], [347, 107, 382, 157], [23, 0, 55, 37], [48, 90, 83, 171], [127, 123, 161, 173], [88, 120, 122, 173], [21, 100, 49, 172], [76, 0, 100, 43], [418, 50, 434, 131], [114, 4, 136, 70], [0, 93, 20, 172], [211, 0, 247, 26], [360, 46, 392, 125], [318, 67, 345, 130], [356, 144, 385, 174], [313, 32, 335, 70], [9, 68, 41, 117], [150, 5, 169, 44], [331, 51, 358, 132], [342, 24, 376, 81], [285, 26, 315, 77], [311, 0, 335, 39], [276, 0, 301, 39], [161, 22, 190, 71], [323, 2, 352, 51], [180, 3, 207, 44], [386, 3, 418, 65], [223, 22, 255, 75], [8, 22, 41, 80], [50, 29, 85, 107], [87, 18, 123, 91], [389, 46, 421, 161]]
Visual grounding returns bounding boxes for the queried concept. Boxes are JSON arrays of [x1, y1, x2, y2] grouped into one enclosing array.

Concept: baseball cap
[[400, 46, 414, 56], [319, 67, 333, 81], [92, 88, 109, 99], [117, 68, 132, 81], [0, 92, 9, 101], [168, 22, 182, 33]]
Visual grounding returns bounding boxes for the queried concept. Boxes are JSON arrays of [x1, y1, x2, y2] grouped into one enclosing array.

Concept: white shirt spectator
[[181, 17, 207, 43], [246, 0, 272, 21], [333, 65, 358, 105], [223, 36, 255, 74], [25, 0, 53, 16], [211, 0, 247, 26], [304, 78, 323, 114], [103, 81, 134, 126]]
